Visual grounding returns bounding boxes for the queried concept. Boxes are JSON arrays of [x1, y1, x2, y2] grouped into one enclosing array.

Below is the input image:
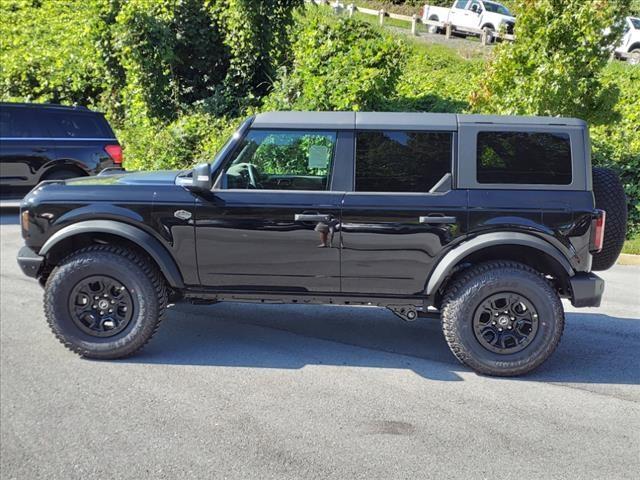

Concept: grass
[[622, 236, 640, 255]]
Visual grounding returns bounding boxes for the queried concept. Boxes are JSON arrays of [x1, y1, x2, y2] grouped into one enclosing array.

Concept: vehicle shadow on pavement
[[129, 302, 465, 381], [125, 302, 640, 384]]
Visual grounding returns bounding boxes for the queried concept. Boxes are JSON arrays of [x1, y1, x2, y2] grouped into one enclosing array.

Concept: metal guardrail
[[308, 0, 515, 45]]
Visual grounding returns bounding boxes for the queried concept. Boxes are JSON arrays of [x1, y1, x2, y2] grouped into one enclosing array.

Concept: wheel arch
[[38, 160, 90, 181], [628, 43, 640, 52], [426, 233, 574, 304], [40, 220, 184, 289]]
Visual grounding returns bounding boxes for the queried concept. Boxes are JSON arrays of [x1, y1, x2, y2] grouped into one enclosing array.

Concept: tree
[[470, 0, 631, 123]]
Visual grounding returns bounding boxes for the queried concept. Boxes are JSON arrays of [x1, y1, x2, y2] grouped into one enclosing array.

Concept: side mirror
[[188, 162, 212, 193]]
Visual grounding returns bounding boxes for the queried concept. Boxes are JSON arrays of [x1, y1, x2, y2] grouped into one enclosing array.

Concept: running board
[[183, 289, 433, 311]]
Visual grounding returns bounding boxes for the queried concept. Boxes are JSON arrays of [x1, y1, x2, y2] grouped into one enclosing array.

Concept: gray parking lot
[[1, 210, 639, 479]]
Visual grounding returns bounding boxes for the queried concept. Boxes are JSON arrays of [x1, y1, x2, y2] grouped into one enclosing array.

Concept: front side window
[[220, 129, 336, 191], [454, 0, 469, 9], [355, 131, 452, 193], [477, 131, 572, 185]]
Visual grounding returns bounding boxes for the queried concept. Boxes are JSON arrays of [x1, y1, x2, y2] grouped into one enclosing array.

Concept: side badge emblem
[[174, 210, 192, 220]]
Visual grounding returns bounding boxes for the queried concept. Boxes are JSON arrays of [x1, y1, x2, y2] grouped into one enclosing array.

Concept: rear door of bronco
[[194, 126, 352, 293], [339, 113, 468, 296]]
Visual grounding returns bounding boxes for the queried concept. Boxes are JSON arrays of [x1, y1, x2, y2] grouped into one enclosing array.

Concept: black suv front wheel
[[44, 245, 167, 359], [441, 261, 564, 376]]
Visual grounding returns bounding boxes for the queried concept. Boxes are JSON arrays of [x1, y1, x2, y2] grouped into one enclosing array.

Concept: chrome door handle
[[419, 215, 457, 224], [295, 213, 332, 223]]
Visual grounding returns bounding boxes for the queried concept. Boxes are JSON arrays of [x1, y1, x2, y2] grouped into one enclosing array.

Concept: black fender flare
[[425, 232, 574, 296], [40, 220, 184, 288]]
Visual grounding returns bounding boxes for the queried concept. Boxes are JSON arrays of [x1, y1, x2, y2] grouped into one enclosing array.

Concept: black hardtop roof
[[251, 111, 587, 130]]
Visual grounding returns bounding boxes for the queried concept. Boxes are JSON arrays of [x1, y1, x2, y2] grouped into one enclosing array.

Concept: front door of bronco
[[194, 128, 350, 293]]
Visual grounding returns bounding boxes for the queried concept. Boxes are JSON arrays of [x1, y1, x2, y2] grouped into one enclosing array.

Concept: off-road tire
[[44, 245, 167, 359], [441, 261, 564, 377], [592, 167, 627, 271]]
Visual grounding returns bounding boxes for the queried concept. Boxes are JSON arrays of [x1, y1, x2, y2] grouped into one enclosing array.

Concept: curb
[[617, 253, 640, 266]]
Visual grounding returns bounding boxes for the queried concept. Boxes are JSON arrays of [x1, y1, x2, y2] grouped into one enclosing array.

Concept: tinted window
[[44, 111, 112, 138], [221, 130, 336, 191], [0, 107, 45, 138], [454, 0, 468, 8], [355, 131, 452, 193], [477, 131, 572, 185]]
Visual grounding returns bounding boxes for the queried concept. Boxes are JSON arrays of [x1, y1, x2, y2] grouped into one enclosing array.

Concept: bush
[[384, 42, 483, 112], [0, 0, 110, 106], [264, 9, 406, 111], [117, 112, 239, 171], [470, 0, 630, 121]]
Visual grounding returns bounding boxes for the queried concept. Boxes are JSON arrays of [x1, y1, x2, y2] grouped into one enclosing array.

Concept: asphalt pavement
[[1, 210, 639, 479]]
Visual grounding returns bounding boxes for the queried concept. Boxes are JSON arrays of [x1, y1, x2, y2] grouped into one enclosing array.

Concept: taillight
[[104, 144, 123, 165], [591, 209, 606, 253]]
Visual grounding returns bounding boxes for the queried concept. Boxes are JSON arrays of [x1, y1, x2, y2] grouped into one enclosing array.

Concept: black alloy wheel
[[472, 293, 539, 354], [68, 275, 134, 337]]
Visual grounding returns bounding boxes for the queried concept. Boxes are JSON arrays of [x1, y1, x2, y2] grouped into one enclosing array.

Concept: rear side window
[[0, 107, 45, 138], [355, 131, 452, 193], [43, 111, 113, 138], [476, 131, 572, 185]]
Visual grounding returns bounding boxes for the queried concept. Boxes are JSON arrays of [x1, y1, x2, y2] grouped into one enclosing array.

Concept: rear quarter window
[[476, 131, 572, 185], [44, 111, 114, 139]]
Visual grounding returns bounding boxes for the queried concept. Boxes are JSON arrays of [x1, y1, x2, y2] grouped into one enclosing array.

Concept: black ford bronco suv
[[17, 112, 627, 376]]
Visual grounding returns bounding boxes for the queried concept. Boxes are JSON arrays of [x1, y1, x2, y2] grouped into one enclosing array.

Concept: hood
[[64, 170, 183, 187]]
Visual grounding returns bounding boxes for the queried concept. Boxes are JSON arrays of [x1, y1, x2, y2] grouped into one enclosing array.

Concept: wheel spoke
[[67, 275, 133, 338], [473, 292, 539, 355]]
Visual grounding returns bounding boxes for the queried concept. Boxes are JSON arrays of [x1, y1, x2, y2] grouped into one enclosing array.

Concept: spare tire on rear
[[591, 167, 627, 271]]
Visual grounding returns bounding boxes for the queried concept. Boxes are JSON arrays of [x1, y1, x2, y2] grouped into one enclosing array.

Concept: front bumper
[[570, 272, 605, 308], [17, 246, 44, 279]]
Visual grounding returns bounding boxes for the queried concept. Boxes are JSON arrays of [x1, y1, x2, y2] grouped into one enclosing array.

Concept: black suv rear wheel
[[441, 261, 564, 376], [44, 245, 167, 359]]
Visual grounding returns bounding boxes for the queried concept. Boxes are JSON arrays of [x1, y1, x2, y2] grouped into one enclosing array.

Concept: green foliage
[[0, 0, 110, 106], [117, 111, 238, 171], [253, 133, 334, 176], [264, 9, 406, 111], [384, 42, 483, 112], [471, 0, 630, 121], [113, 0, 229, 120]]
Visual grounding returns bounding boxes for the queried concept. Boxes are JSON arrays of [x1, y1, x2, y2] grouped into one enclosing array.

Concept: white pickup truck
[[421, 0, 515, 42], [614, 16, 640, 65]]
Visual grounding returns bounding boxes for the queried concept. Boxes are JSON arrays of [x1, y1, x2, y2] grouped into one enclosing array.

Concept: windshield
[[631, 17, 640, 29], [483, 1, 512, 16]]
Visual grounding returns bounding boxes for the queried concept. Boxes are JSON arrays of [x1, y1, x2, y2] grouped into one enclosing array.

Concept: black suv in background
[[0, 102, 122, 202]]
